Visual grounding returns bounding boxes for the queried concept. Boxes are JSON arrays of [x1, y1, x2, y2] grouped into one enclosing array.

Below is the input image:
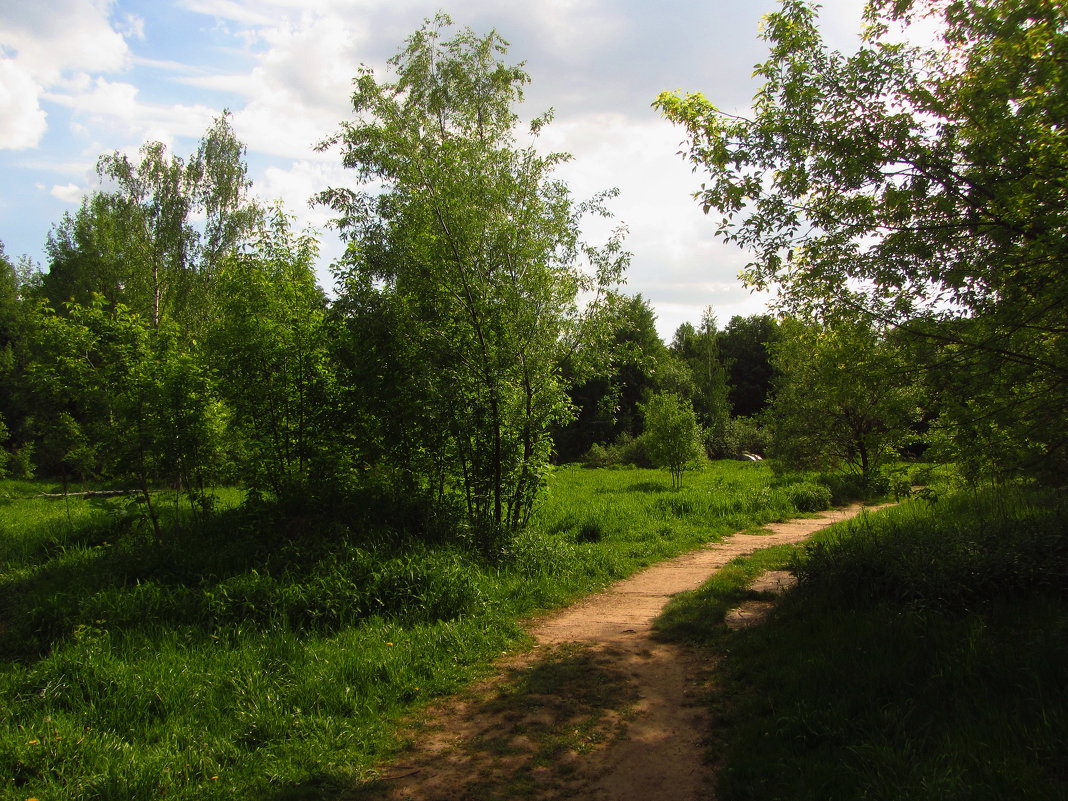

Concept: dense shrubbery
[[784, 481, 832, 513], [582, 433, 652, 468]]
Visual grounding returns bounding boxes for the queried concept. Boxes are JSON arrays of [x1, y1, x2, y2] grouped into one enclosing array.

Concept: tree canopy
[[43, 113, 257, 333], [656, 0, 1068, 481]]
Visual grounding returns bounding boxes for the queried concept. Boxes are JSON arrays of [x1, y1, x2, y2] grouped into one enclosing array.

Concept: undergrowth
[[657, 485, 1068, 801]]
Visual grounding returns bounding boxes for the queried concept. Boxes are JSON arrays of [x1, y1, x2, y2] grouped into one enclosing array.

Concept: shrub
[[582, 442, 612, 468], [788, 481, 833, 512], [614, 433, 652, 467], [581, 433, 652, 469]]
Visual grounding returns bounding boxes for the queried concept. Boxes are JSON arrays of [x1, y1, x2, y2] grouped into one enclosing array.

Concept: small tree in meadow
[[642, 391, 703, 489]]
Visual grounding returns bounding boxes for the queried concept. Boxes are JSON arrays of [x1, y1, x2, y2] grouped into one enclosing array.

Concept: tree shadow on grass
[[0, 504, 372, 663]]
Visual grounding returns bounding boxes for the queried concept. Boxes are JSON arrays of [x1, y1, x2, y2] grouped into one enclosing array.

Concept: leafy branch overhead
[[656, 0, 1068, 482]]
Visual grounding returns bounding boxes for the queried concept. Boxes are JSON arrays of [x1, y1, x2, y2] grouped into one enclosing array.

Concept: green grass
[[0, 462, 841, 800], [656, 486, 1068, 801]]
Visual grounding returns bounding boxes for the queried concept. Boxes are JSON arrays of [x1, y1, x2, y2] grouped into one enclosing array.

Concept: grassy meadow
[[657, 485, 1068, 800], [1, 461, 837, 800]]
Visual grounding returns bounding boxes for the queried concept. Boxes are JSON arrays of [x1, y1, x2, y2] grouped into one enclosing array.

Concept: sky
[[0, 0, 872, 339]]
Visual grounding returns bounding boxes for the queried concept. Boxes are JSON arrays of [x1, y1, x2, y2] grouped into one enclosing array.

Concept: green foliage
[[641, 392, 707, 488], [0, 243, 37, 474], [27, 298, 226, 533], [785, 481, 832, 512], [580, 432, 651, 469], [0, 413, 8, 480], [557, 293, 666, 461], [706, 415, 771, 460], [668, 307, 730, 435], [43, 114, 258, 334], [718, 314, 780, 418], [656, 0, 1068, 484], [767, 317, 923, 483], [209, 207, 333, 502], [320, 15, 627, 542]]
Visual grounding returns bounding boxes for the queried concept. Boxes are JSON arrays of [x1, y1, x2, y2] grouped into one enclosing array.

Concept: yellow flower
[[27, 739, 39, 745]]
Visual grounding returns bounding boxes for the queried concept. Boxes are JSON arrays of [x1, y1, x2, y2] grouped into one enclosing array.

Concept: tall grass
[[657, 485, 1068, 801], [0, 462, 846, 800]]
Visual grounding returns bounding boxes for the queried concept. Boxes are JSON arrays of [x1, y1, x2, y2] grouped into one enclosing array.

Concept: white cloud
[[46, 76, 139, 118], [176, 0, 278, 27], [0, 59, 47, 148], [0, 0, 137, 150], [44, 75, 219, 145], [50, 182, 84, 203], [0, 0, 130, 86], [531, 110, 766, 334], [254, 158, 348, 224], [515, 0, 626, 59], [117, 12, 146, 41], [175, 5, 373, 159]]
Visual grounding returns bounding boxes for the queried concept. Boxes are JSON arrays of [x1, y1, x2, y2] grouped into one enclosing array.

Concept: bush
[[788, 481, 833, 512], [581, 433, 652, 469], [615, 433, 652, 467], [705, 416, 772, 459], [582, 442, 612, 468], [814, 471, 872, 504]]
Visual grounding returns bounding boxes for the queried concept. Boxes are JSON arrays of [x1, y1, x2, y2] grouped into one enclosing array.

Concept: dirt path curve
[[351, 502, 891, 801]]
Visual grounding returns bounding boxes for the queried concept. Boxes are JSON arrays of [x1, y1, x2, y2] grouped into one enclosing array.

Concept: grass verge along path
[[661, 487, 1068, 801]]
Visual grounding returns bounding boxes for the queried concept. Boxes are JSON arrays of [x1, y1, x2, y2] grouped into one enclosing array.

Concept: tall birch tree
[[319, 15, 628, 544]]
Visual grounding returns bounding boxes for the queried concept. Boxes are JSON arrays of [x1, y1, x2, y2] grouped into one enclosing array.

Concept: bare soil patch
[[346, 502, 891, 801]]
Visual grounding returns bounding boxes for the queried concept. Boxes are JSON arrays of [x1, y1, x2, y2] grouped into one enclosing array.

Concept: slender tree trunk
[[137, 447, 162, 541], [490, 385, 503, 531]]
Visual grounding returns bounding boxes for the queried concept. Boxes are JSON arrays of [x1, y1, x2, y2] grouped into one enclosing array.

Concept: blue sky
[[0, 0, 873, 338]]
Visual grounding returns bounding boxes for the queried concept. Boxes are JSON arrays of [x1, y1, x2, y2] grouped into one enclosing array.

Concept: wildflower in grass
[[27, 739, 39, 745]]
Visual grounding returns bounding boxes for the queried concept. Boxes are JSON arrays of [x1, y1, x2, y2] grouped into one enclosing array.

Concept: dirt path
[[348, 502, 890, 801]]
